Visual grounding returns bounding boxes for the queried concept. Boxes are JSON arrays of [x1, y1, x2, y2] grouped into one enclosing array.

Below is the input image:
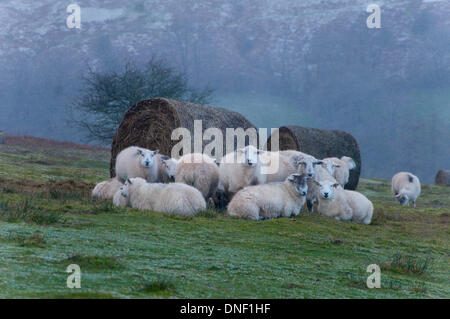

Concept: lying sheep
[[314, 180, 373, 224], [113, 187, 128, 207], [323, 156, 356, 187], [286, 152, 325, 212], [228, 174, 309, 220], [121, 177, 206, 215], [175, 153, 218, 200], [304, 164, 336, 212], [92, 178, 123, 200], [218, 145, 266, 198], [391, 172, 421, 207], [115, 146, 159, 183]]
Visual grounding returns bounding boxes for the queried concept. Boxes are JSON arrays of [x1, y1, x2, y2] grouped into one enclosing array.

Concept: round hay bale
[[265, 126, 361, 190], [110, 98, 257, 177], [435, 170, 450, 186], [0, 131, 5, 144]]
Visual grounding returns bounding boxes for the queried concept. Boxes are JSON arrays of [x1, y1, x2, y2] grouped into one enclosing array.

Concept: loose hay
[[265, 125, 361, 190], [110, 98, 256, 177]]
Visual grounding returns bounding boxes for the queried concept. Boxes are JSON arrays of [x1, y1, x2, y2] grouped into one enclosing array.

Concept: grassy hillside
[[0, 139, 448, 298]]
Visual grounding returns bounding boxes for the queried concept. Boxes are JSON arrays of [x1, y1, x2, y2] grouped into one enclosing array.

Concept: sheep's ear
[[333, 183, 339, 189], [334, 164, 341, 168], [136, 149, 143, 156], [127, 178, 132, 185], [313, 180, 321, 186], [288, 176, 295, 183], [395, 193, 400, 198], [314, 160, 323, 165]]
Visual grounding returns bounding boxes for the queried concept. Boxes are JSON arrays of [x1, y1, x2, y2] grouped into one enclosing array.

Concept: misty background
[[0, 0, 449, 183]]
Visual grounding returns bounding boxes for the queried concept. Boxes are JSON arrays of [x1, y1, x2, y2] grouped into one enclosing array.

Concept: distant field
[[0, 138, 449, 298]]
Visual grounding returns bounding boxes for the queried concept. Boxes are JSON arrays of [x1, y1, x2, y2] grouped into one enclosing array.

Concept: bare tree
[[70, 58, 213, 144]]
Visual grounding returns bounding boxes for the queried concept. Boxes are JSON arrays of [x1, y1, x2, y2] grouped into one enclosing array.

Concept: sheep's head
[[287, 174, 309, 196], [162, 157, 178, 181], [321, 159, 340, 176], [293, 156, 323, 178], [137, 148, 159, 168], [237, 145, 263, 167], [122, 177, 146, 197], [120, 179, 131, 198], [395, 192, 409, 206], [314, 180, 340, 200]]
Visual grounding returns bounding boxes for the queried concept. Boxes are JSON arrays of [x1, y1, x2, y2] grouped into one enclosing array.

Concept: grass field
[[0, 139, 448, 298]]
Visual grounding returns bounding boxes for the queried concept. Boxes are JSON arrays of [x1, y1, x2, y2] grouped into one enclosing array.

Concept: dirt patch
[[4, 134, 108, 152]]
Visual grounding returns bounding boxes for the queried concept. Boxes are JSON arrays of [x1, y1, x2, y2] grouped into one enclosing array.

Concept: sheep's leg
[[307, 200, 314, 212], [412, 200, 416, 208]]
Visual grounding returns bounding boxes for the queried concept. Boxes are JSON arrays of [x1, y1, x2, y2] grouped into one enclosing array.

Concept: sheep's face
[[137, 149, 159, 168], [295, 156, 323, 178], [162, 158, 178, 180], [315, 180, 339, 200], [321, 160, 340, 176], [120, 183, 130, 198], [395, 193, 409, 206], [238, 145, 262, 167], [288, 174, 309, 196]]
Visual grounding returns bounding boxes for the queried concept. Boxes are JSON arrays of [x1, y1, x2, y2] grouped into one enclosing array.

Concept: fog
[[0, 0, 449, 183]]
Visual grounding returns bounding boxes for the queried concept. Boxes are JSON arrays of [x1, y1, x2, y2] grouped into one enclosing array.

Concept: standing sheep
[[314, 180, 373, 224], [175, 153, 218, 200], [92, 178, 123, 200], [218, 145, 266, 198], [121, 177, 206, 216], [157, 155, 178, 183], [115, 146, 159, 183], [228, 174, 309, 220], [323, 156, 356, 187], [391, 172, 421, 207]]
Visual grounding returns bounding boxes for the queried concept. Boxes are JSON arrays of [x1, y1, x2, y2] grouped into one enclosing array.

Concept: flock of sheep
[[92, 145, 422, 224]]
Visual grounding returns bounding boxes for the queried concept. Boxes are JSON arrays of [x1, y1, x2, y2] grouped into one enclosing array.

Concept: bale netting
[[110, 98, 257, 177], [265, 126, 361, 190], [435, 170, 450, 186]]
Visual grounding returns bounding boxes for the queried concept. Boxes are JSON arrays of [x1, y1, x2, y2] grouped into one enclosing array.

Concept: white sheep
[[314, 180, 373, 224], [157, 155, 178, 183], [115, 146, 159, 183], [258, 151, 297, 183], [323, 156, 356, 187], [121, 177, 206, 215], [174, 153, 219, 200], [227, 174, 309, 220], [391, 172, 421, 207], [218, 145, 266, 198], [113, 187, 128, 207], [303, 164, 336, 212], [92, 178, 123, 200]]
